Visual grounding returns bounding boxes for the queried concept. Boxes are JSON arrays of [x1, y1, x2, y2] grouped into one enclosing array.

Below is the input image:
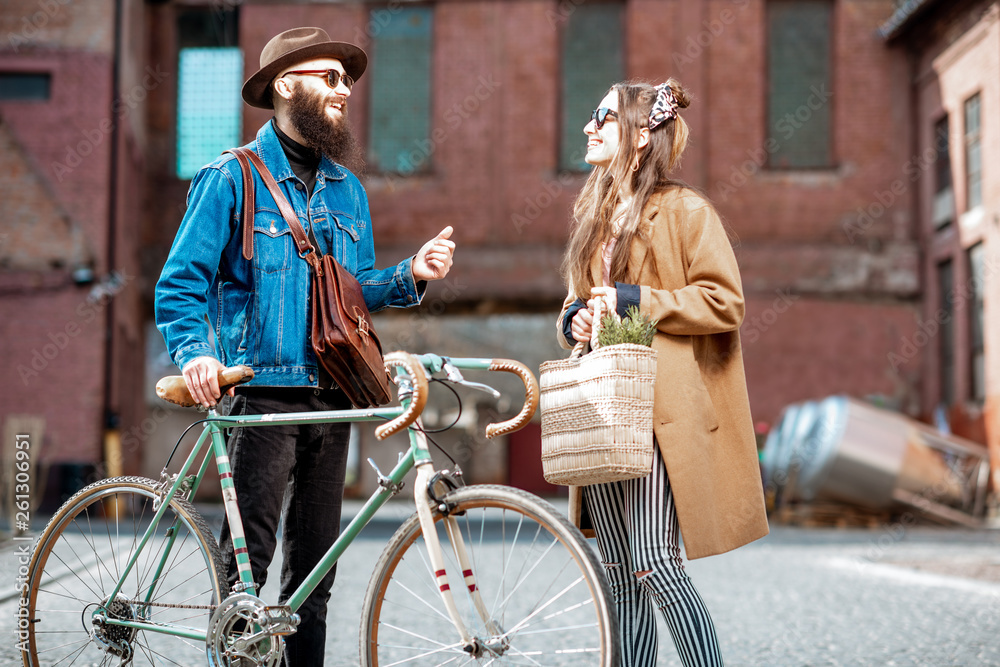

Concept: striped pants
[[584, 447, 724, 667]]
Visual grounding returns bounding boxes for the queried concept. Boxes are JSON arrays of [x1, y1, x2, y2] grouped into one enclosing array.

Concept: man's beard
[[287, 81, 364, 174]]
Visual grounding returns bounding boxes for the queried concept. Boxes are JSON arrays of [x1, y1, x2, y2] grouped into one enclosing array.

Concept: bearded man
[[154, 27, 454, 666]]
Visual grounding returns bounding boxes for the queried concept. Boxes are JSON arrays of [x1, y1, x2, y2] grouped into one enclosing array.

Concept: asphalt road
[[2, 500, 998, 666]]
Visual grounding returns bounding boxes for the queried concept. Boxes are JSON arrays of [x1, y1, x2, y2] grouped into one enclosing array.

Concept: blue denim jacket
[[155, 121, 423, 386]]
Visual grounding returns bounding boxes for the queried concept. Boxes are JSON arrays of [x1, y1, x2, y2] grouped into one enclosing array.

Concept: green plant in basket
[[597, 305, 658, 347]]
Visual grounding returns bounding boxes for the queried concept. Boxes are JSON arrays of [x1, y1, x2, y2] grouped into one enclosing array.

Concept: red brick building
[[881, 0, 1000, 488], [0, 0, 148, 505], [6, 0, 994, 498], [139, 0, 930, 492]]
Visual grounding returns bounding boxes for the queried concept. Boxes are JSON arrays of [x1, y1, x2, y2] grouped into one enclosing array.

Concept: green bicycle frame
[[96, 354, 495, 642]]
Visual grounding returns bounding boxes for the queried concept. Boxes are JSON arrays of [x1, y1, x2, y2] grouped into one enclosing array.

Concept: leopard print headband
[[648, 83, 679, 130]]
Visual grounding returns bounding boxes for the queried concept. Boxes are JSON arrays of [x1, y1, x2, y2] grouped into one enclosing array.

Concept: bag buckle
[[354, 307, 370, 338], [300, 246, 322, 274]]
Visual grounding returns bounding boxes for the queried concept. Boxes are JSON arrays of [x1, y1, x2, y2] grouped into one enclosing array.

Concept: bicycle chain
[[115, 598, 218, 611]]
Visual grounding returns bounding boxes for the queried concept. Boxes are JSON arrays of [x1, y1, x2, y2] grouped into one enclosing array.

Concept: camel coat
[[558, 187, 769, 560]]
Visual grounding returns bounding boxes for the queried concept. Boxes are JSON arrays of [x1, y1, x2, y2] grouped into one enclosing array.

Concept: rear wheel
[[22, 476, 225, 666], [360, 485, 619, 666]]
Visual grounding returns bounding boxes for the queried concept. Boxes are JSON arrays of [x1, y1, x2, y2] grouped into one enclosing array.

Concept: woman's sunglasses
[[591, 107, 619, 129], [283, 69, 354, 91]]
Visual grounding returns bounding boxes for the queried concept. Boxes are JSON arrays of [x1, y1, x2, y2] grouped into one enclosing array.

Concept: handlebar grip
[[375, 352, 429, 441], [484, 359, 539, 439], [155, 365, 255, 408]]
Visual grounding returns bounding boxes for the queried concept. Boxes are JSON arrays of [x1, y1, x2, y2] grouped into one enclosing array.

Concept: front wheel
[[21, 476, 225, 667], [360, 485, 619, 666]]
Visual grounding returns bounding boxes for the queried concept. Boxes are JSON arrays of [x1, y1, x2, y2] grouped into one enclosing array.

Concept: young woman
[[558, 80, 769, 666]]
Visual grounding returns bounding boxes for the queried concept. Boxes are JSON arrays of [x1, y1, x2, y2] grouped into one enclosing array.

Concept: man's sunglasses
[[283, 69, 354, 91], [591, 107, 619, 129]]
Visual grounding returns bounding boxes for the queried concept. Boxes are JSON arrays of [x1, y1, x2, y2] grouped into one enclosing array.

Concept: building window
[[969, 243, 985, 403], [766, 0, 833, 169], [0, 72, 51, 101], [964, 93, 982, 210], [938, 259, 954, 407], [932, 116, 953, 229], [367, 6, 433, 175], [560, 2, 624, 172], [175, 8, 241, 180]]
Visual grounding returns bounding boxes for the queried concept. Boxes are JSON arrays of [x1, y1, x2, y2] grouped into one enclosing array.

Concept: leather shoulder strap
[[223, 148, 255, 261], [228, 147, 321, 272]]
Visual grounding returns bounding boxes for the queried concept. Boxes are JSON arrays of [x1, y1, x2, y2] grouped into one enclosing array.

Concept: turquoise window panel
[[176, 47, 243, 179], [368, 6, 434, 174], [0, 73, 50, 101], [767, 0, 833, 169], [560, 3, 624, 172]]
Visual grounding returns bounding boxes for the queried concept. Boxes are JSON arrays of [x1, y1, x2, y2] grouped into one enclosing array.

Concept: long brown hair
[[561, 79, 692, 299]]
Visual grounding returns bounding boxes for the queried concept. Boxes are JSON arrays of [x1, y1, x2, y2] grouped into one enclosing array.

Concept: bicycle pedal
[[263, 606, 299, 635]]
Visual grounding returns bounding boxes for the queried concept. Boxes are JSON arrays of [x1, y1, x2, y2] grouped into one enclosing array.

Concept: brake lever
[[441, 359, 501, 399]]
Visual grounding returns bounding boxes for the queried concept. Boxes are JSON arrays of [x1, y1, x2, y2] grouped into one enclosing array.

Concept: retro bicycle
[[21, 352, 619, 666]]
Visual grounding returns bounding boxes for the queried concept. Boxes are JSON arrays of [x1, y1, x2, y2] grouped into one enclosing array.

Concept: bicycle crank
[[206, 593, 300, 667]]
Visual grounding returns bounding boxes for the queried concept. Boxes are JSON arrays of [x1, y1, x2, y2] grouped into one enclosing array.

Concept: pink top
[[601, 210, 626, 287], [600, 236, 617, 288]]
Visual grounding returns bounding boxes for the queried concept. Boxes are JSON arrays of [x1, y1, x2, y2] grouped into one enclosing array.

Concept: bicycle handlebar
[[155, 365, 255, 408], [152, 353, 537, 441], [374, 352, 428, 441], [483, 359, 539, 439]]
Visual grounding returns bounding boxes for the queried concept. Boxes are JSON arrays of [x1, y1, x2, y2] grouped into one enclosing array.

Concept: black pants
[[218, 386, 352, 667]]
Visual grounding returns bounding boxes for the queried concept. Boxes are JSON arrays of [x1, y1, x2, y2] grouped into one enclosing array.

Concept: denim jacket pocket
[[330, 213, 360, 269], [253, 214, 293, 274]]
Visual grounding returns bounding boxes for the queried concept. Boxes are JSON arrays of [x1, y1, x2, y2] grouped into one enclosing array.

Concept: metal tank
[[761, 396, 991, 526]]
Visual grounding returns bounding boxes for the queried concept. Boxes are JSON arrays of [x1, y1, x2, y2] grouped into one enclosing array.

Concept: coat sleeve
[[556, 290, 582, 350], [640, 203, 745, 336], [155, 164, 238, 369]]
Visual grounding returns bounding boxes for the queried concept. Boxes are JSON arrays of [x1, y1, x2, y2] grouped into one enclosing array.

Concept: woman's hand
[[588, 286, 617, 318], [570, 307, 594, 343]]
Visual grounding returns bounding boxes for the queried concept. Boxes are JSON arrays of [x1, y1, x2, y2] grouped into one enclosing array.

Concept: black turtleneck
[[272, 119, 320, 198]]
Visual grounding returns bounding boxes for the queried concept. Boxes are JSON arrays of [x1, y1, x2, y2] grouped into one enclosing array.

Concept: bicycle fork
[[412, 439, 503, 657]]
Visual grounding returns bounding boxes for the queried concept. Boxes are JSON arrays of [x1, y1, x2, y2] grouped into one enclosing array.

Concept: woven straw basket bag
[[539, 297, 657, 486]]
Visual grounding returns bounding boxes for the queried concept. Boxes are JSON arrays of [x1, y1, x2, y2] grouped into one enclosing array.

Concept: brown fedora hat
[[242, 27, 367, 109]]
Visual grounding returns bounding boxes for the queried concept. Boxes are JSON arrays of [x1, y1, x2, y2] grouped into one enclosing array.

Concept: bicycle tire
[[360, 484, 619, 666], [21, 476, 225, 667]]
